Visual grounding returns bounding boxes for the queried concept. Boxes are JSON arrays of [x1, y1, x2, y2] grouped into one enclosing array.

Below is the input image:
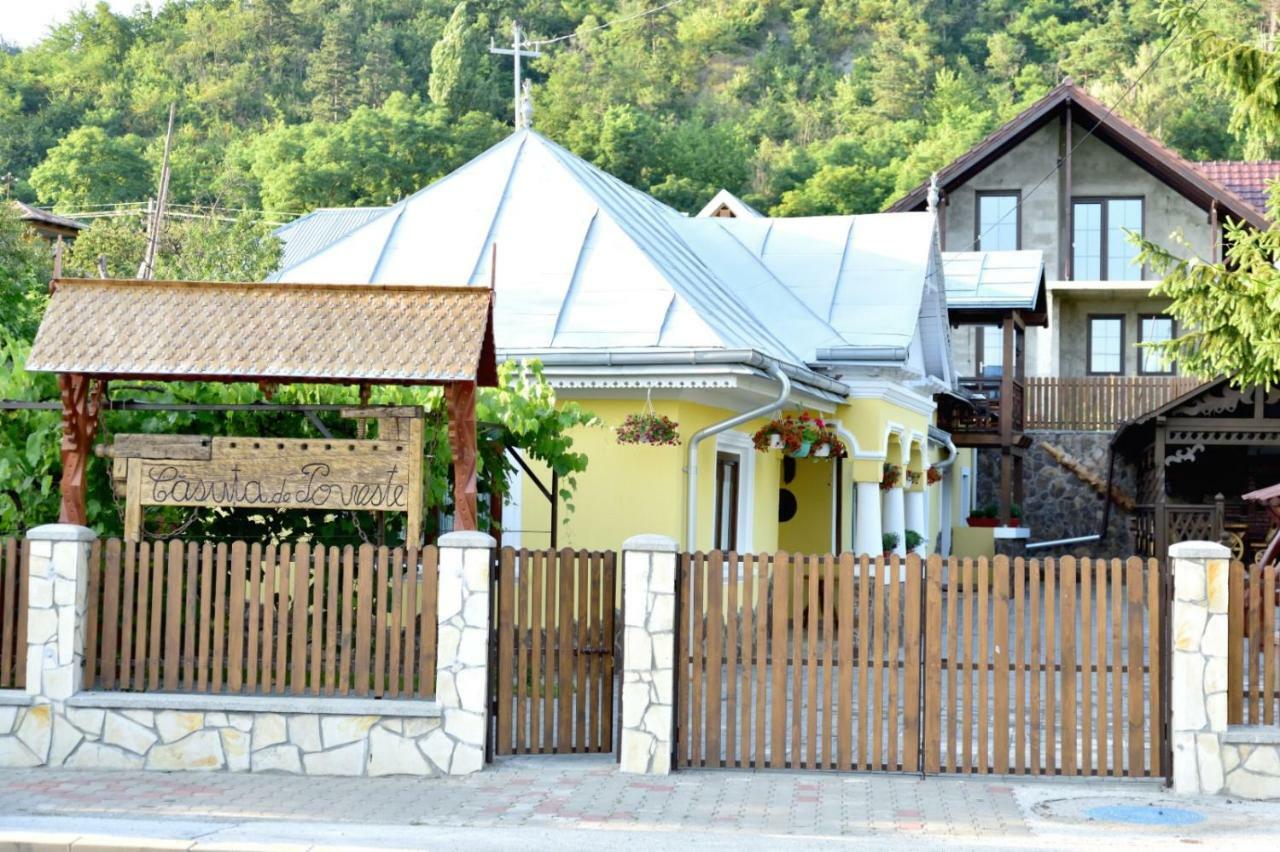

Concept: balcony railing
[[950, 376, 1024, 436], [1023, 376, 1203, 431]]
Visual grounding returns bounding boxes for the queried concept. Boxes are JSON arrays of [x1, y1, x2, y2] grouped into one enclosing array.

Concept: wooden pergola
[[23, 277, 497, 538]]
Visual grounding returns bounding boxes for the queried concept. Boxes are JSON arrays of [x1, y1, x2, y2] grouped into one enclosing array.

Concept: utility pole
[[489, 22, 541, 128], [138, 103, 176, 280]]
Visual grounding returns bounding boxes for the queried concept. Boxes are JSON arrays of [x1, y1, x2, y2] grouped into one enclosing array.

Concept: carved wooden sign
[[99, 407, 424, 544]]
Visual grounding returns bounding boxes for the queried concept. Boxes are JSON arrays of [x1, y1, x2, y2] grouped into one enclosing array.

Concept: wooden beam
[[56, 373, 105, 525], [445, 381, 480, 532], [1154, 419, 1167, 559]]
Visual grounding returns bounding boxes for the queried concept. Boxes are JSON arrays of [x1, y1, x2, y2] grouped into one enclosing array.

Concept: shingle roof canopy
[[26, 278, 496, 386]]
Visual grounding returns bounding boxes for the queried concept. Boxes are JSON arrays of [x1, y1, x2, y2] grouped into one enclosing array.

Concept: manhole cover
[[1085, 804, 1206, 826]]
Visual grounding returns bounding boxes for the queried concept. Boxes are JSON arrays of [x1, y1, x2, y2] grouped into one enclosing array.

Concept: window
[[714, 452, 740, 551], [973, 325, 1004, 377], [1073, 198, 1143, 280], [976, 192, 1020, 251], [1088, 315, 1125, 375], [1138, 314, 1176, 375]]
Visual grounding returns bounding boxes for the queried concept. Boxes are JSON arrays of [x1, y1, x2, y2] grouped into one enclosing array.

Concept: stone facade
[[0, 525, 493, 778], [976, 431, 1135, 556], [619, 534, 676, 775], [1170, 541, 1280, 800]]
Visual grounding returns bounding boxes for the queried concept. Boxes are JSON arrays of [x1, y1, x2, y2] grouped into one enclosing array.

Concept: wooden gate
[[1228, 561, 1278, 725], [491, 547, 617, 756], [674, 551, 1169, 779]]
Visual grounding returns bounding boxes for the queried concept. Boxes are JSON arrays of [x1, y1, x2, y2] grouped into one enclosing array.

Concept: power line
[[964, 0, 1212, 252], [529, 0, 685, 48]]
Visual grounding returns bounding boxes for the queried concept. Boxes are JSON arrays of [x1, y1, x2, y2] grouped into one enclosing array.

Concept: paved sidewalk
[[0, 756, 1277, 850]]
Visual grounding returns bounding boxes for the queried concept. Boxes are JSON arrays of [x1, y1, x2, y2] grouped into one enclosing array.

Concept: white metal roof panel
[[273, 207, 389, 270], [942, 250, 1045, 310]]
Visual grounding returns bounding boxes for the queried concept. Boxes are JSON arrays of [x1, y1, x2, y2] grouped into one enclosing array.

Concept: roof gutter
[[498, 348, 849, 397], [813, 345, 909, 363], [685, 361, 791, 551], [928, 425, 958, 471]]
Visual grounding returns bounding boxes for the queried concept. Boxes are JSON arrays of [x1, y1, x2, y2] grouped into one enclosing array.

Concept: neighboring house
[[271, 129, 969, 559], [889, 80, 1266, 385], [11, 200, 85, 243], [696, 188, 763, 219], [273, 206, 389, 270]]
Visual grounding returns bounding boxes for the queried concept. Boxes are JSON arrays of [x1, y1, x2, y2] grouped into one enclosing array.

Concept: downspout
[[686, 362, 791, 551]]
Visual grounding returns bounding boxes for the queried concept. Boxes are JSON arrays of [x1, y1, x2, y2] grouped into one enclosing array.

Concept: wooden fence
[[492, 548, 616, 756], [1024, 376, 1201, 431], [0, 538, 26, 690], [84, 538, 438, 699], [1229, 561, 1279, 725], [676, 551, 1167, 778]]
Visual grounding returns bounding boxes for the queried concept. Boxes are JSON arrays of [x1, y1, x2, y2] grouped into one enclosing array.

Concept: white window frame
[[715, 430, 756, 554]]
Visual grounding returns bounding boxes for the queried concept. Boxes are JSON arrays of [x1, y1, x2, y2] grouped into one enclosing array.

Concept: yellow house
[[272, 129, 982, 557]]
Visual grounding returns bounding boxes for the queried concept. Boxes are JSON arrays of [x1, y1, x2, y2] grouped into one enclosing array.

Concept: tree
[[427, 3, 497, 117], [27, 126, 151, 209], [305, 6, 361, 122], [0, 204, 52, 340]]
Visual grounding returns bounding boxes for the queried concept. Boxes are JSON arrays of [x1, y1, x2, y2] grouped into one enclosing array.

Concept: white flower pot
[[768, 433, 786, 450], [813, 443, 831, 458]]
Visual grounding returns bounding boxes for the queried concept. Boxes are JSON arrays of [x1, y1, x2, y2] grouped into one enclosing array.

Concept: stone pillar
[[883, 485, 906, 557], [619, 534, 677, 775], [26, 525, 95, 708], [854, 481, 882, 557], [1170, 540, 1229, 796], [431, 530, 494, 776], [904, 488, 926, 555]]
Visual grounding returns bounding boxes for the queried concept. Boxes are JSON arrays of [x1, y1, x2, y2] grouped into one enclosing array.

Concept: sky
[[1, 1, 161, 48]]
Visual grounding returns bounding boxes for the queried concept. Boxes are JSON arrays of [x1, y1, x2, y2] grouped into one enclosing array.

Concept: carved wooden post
[[56, 373, 104, 525], [445, 380, 479, 531]]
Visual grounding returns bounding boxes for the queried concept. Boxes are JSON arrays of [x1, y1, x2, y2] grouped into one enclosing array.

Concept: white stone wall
[[619, 534, 676, 775], [0, 525, 495, 778], [1170, 541, 1280, 800]]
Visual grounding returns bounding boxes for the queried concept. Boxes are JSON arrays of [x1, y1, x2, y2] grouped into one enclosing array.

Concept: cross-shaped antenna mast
[[489, 21, 541, 129]]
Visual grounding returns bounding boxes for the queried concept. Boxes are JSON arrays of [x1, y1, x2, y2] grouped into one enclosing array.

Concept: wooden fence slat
[[385, 548, 402, 699], [993, 555, 1010, 775], [1265, 563, 1276, 726], [805, 553, 819, 769], [858, 554, 872, 770], [1249, 562, 1262, 724], [770, 552, 788, 769], [227, 541, 247, 693], [738, 553, 753, 767], [193, 542, 209, 693], [791, 553, 805, 767], [838, 553, 854, 771], [574, 551, 588, 752], [497, 548, 515, 755], [1127, 557, 1145, 775], [131, 541, 149, 692], [1043, 558, 1056, 776], [725, 551, 739, 767], [288, 542, 308, 695], [1081, 558, 1094, 777], [754, 554, 769, 768], [14, 542, 26, 690], [887, 555, 901, 770], [325, 546, 340, 696], [338, 546, 353, 697], [903, 554, 922, 774], [1095, 557, 1108, 776], [530, 551, 545, 754], [872, 555, 887, 771], [946, 557, 960, 772], [99, 539, 122, 690], [1060, 557, 1077, 776], [372, 545, 388, 698], [82, 540, 102, 690], [1014, 557, 1026, 774], [159, 539, 180, 692], [1111, 558, 1123, 774], [1028, 555, 1040, 775], [590, 552, 604, 753], [515, 550, 530, 752], [146, 542, 164, 692], [976, 557, 990, 774], [543, 549, 557, 751], [1, 540, 15, 688], [275, 544, 291, 694], [245, 543, 260, 693], [602, 552, 616, 754], [1148, 557, 1162, 776], [211, 542, 229, 693], [261, 544, 276, 694], [1228, 561, 1244, 725], [707, 551, 724, 766], [923, 555, 943, 774], [822, 553, 836, 770], [690, 553, 706, 766], [354, 545, 372, 697], [557, 549, 573, 753]]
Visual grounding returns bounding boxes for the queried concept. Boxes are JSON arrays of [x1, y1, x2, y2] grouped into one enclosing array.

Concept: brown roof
[[11, 200, 85, 231], [889, 82, 1268, 230], [26, 278, 497, 386], [1193, 161, 1280, 216]]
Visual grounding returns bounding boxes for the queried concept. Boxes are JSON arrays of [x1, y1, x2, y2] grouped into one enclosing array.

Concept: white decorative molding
[[844, 378, 938, 417], [714, 430, 756, 553], [1165, 443, 1206, 466]]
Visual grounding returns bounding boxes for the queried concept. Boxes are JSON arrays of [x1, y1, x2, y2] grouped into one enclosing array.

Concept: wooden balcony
[[940, 377, 1025, 446], [1023, 376, 1203, 431]]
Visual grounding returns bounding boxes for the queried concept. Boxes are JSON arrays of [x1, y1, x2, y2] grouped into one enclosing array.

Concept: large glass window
[[1088, 315, 1125, 375], [1139, 314, 1176, 375], [1073, 198, 1143, 280], [976, 192, 1020, 251]]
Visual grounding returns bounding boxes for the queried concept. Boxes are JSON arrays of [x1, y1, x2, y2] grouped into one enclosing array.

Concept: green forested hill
[[0, 0, 1272, 219]]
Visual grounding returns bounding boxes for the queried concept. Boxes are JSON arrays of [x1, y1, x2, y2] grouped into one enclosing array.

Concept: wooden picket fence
[[0, 537, 27, 690], [492, 547, 617, 756], [1024, 376, 1201, 431], [84, 538, 438, 698], [1228, 561, 1279, 725], [676, 552, 1168, 778]]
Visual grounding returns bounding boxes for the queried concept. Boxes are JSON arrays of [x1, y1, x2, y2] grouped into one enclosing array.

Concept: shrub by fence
[[1229, 561, 1278, 726], [0, 538, 26, 690], [83, 539, 438, 699], [676, 551, 1167, 778]]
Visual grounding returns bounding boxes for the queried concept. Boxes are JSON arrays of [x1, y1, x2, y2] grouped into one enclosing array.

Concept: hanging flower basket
[[905, 469, 922, 488], [880, 463, 901, 491], [926, 466, 942, 486], [753, 412, 834, 458], [810, 429, 847, 459], [616, 412, 680, 446]]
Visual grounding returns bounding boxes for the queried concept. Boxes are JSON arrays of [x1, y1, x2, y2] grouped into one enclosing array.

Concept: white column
[[905, 489, 926, 556], [1170, 540, 1229, 796], [431, 530, 494, 776], [620, 534, 677, 775], [854, 482, 882, 557], [883, 486, 906, 556]]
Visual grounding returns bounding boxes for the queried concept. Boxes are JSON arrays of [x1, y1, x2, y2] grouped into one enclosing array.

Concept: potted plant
[[791, 412, 822, 458], [880, 463, 901, 491], [904, 529, 925, 552], [905, 469, 922, 488], [811, 428, 847, 458], [1009, 503, 1023, 528], [753, 414, 801, 453], [881, 532, 899, 557], [967, 504, 999, 527], [926, 466, 942, 486], [616, 411, 680, 446]]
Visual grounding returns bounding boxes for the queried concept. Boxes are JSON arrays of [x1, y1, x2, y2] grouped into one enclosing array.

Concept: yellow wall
[[778, 456, 834, 553]]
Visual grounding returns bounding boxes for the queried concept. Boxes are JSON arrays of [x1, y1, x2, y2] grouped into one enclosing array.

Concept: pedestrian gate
[[490, 547, 617, 756]]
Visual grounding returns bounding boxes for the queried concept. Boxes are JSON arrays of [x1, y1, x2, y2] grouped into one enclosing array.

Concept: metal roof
[[274, 206, 390, 270], [272, 129, 949, 383], [26, 278, 495, 385], [942, 250, 1046, 311]]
